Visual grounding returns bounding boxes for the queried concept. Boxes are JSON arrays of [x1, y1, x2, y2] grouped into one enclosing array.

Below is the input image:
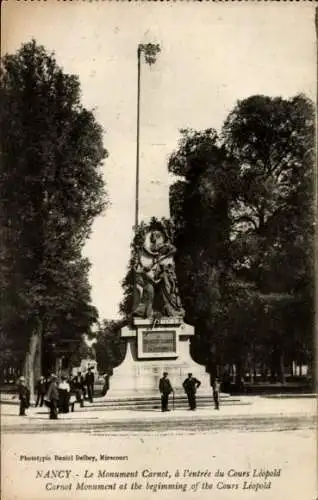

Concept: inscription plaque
[[137, 329, 178, 359]]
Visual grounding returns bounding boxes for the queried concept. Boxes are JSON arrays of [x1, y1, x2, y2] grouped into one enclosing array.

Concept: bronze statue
[[132, 223, 184, 319]]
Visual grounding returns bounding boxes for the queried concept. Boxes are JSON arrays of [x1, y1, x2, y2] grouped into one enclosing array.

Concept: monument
[[107, 219, 211, 398], [106, 43, 211, 398]]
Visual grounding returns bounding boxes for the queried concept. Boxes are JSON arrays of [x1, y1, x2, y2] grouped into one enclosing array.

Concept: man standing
[[212, 377, 221, 410], [159, 372, 173, 412], [72, 371, 85, 407], [183, 373, 201, 410], [101, 373, 109, 396], [85, 367, 95, 403], [35, 376, 46, 407], [46, 374, 59, 419], [17, 376, 30, 416]]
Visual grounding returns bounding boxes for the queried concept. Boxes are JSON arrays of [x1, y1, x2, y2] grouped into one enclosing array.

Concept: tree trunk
[[207, 359, 218, 381], [34, 329, 42, 381], [261, 364, 267, 382], [249, 366, 253, 384], [235, 360, 244, 388], [279, 351, 285, 384], [23, 319, 42, 399], [253, 365, 257, 384]]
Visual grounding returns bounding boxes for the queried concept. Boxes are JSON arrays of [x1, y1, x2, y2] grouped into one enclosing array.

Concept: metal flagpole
[[135, 46, 141, 230], [132, 44, 161, 317], [134, 43, 161, 233]]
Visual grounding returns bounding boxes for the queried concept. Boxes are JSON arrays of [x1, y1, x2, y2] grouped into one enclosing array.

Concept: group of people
[[17, 369, 221, 417], [159, 372, 221, 412], [69, 367, 95, 406], [17, 367, 95, 419]]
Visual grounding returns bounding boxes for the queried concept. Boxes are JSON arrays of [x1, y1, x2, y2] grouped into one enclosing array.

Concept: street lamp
[[135, 43, 161, 230]]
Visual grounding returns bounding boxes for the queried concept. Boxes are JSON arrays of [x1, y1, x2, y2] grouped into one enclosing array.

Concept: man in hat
[[35, 375, 46, 407], [182, 373, 201, 410], [159, 372, 173, 412], [72, 371, 85, 407], [46, 374, 59, 419], [17, 377, 30, 416], [101, 373, 109, 396], [85, 367, 95, 403], [212, 377, 221, 410]]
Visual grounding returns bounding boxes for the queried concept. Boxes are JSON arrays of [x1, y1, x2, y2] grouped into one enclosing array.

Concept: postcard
[[1, 2, 316, 499]]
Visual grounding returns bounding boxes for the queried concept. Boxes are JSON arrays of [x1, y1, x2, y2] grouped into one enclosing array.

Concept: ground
[[1, 396, 316, 500]]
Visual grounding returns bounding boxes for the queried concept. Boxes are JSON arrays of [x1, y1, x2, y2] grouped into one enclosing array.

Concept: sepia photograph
[[0, 2, 316, 499]]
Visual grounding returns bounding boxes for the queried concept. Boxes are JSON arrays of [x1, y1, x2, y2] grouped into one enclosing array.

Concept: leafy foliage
[[139, 43, 161, 66], [169, 95, 314, 380], [168, 129, 237, 342], [94, 320, 127, 375], [0, 40, 108, 382], [223, 94, 314, 294]]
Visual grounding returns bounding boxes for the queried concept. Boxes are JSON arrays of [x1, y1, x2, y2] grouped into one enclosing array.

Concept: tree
[[68, 336, 97, 370], [167, 95, 314, 383], [168, 129, 238, 363], [94, 320, 126, 375], [0, 40, 108, 394], [222, 94, 315, 381]]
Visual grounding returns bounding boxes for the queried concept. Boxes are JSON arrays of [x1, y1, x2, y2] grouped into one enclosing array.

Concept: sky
[[2, 2, 316, 321]]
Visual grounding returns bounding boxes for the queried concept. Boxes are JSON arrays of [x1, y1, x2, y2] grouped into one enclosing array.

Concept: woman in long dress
[[58, 375, 70, 413]]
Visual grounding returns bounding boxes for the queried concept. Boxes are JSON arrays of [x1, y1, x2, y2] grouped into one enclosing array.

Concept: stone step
[[92, 392, 231, 403], [91, 395, 235, 405], [80, 396, 248, 411]]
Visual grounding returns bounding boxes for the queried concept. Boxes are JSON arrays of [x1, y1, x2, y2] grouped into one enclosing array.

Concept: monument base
[[106, 318, 212, 398]]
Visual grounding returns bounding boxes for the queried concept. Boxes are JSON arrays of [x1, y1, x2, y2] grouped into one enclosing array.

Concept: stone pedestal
[[107, 318, 211, 398]]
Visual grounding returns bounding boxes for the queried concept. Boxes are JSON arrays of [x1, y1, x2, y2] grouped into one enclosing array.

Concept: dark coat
[[72, 376, 85, 390], [183, 377, 201, 394], [35, 380, 47, 395], [85, 371, 95, 386], [213, 380, 221, 394], [159, 377, 173, 395], [18, 385, 30, 405], [102, 376, 109, 396], [47, 381, 59, 402]]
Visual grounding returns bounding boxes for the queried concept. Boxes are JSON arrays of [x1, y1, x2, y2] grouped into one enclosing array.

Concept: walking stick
[[172, 391, 175, 411]]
